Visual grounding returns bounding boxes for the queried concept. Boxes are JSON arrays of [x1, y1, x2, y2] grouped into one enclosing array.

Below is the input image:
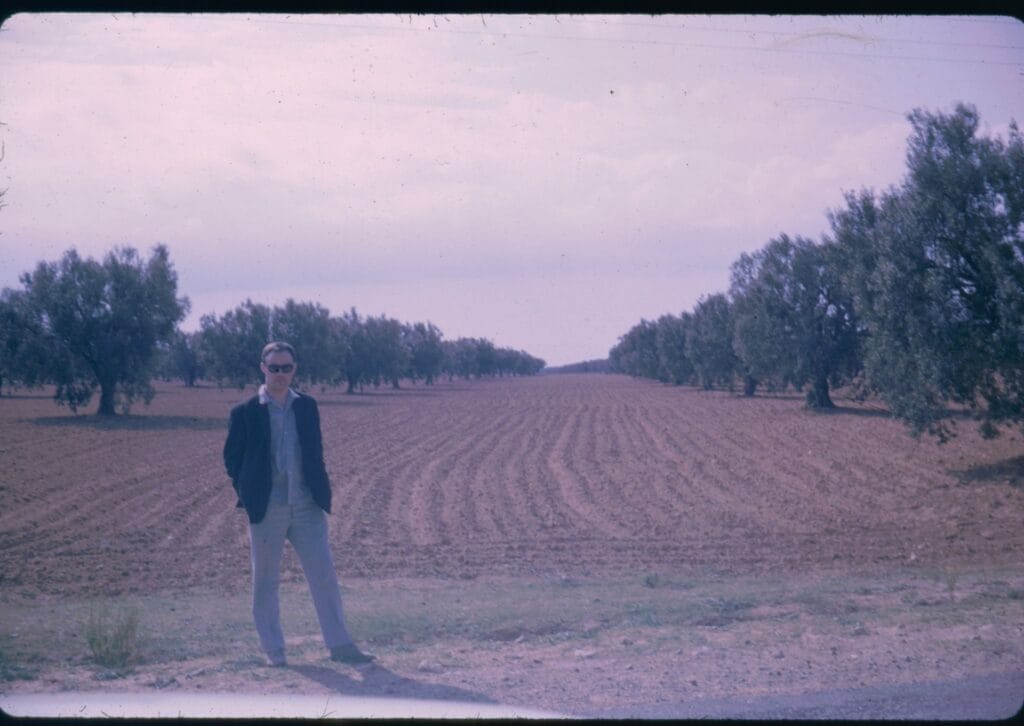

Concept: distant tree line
[[0, 250, 545, 415], [610, 103, 1024, 441], [167, 299, 544, 393], [543, 359, 612, 374]]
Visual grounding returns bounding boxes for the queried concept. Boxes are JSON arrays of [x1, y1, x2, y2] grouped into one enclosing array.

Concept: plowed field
[[1, 374, 1021, 598]]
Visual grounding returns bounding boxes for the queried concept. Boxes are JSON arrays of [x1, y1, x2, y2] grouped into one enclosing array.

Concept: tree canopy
[[198, 299, 271, 390], [730, 235, 859, 408], [685, 293, 738, 391], [830, 103, 1024, 438], [6, 245, 188, 415]]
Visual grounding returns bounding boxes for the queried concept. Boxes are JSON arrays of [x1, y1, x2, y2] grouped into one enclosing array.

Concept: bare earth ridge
[[0, 374, 1021, 716]]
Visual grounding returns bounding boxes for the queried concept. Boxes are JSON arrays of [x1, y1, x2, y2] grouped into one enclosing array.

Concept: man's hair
[[261, 341, 296, 362]]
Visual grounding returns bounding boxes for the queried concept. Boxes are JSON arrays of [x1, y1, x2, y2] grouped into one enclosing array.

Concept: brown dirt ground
[[1, 374, 1022, 714]]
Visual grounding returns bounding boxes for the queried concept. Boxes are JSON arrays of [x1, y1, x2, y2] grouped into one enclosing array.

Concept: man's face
[[261, 350, 296, 397]]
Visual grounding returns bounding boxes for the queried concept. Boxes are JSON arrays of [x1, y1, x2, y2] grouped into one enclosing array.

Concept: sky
[[1, 14, 1022, 367]]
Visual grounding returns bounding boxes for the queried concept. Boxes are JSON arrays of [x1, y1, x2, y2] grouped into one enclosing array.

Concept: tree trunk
[[97, 382, 117, 416], [805, 374, 834, 409], [743, 375, 758, 397]]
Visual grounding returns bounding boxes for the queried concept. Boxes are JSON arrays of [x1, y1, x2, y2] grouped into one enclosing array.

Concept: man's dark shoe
[[330, 643, 375, 664]]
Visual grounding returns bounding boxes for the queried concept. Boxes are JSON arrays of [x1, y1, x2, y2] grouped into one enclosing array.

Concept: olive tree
[[831, 103, 1024, 438], [685, 293, 738, 391], [12, 245, 188, 414], [730, 235, 859, 408], [198, 299, 271, 389], [271, 299, 338, 387]]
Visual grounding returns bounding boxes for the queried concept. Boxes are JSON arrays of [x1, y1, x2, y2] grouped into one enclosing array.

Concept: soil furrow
[[518, 401, 595, 536], [550, 402, 633, 538], [1, 375, 1021, 595], [436, 404, 527, 544]]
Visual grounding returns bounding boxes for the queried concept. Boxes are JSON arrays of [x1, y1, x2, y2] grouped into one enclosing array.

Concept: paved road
[[0, 692, 567, 719], [584, 671, 1024, 720], [3, 671, 1021, 719]]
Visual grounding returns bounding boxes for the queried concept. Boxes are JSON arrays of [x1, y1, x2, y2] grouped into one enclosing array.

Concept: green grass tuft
[[84, 602, 141, 670]]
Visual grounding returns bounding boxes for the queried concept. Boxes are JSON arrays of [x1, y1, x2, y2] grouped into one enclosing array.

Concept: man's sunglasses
[[266, 364, 294, 374]]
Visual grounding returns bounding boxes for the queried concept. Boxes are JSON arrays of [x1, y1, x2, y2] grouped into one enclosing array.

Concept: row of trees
[[0, 247, 544, 415], [611, 103, 1024, 441], [165, 299, 544, 393]]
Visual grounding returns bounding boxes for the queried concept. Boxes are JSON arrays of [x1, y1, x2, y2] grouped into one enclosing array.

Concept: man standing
[[224, 341, 373, 667]]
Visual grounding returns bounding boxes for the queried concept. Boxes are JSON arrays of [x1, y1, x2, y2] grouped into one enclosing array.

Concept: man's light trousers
[[248, 498, 354, 655]]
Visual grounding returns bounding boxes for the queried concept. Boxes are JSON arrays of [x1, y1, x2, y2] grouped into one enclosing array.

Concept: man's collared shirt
[[258, 385, 313, 505]]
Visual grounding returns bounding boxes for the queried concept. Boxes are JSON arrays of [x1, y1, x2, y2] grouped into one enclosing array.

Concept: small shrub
[[84, 602, 140, 670], [0, 646, 39, 682], [942, 570, 959, 602], [623, 602, 661, 627], [1, 662, 39, 682], [644, 573, 663, 589], [709, 595, 756, 615]]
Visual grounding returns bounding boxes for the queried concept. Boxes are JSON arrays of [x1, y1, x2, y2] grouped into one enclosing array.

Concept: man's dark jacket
[[223, 393, 332, 524]]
